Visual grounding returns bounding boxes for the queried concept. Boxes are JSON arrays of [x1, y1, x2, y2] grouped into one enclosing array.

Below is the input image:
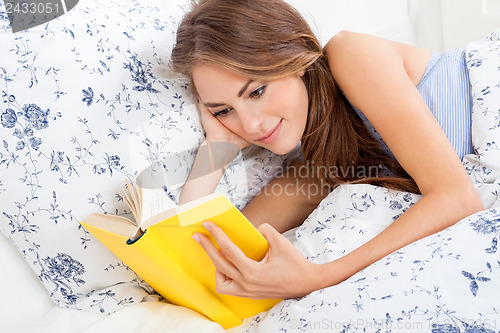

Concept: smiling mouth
[[257, 119, 282, 144]]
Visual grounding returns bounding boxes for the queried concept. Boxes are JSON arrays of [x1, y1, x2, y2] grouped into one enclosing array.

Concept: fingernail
[[192, 233, 200, 243], [202, 221, 211, 231]]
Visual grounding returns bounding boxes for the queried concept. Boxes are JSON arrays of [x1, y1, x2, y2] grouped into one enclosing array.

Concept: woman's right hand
[[179, 101, 250, 205], [198, 100, 251, 150]]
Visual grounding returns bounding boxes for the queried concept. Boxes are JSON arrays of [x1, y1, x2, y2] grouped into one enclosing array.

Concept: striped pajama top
[[353, 48, 473, 162]]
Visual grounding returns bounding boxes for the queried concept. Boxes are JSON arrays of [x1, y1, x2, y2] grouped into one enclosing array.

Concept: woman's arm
[[307, 31, 484, 289], [178, 139, 240, 205], [178, 101, 248, 205]]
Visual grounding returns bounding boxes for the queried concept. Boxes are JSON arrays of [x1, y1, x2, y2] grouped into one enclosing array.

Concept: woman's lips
[[257, 119, 282, 144]]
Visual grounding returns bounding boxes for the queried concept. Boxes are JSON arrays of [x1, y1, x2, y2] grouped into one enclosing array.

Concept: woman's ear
[[298, 68, 306, 77]]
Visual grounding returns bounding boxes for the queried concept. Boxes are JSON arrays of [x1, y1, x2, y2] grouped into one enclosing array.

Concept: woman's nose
[[238, 107, 264, 134]]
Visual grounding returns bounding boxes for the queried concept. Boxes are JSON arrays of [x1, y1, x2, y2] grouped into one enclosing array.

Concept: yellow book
[[80, 181, 280, 329]]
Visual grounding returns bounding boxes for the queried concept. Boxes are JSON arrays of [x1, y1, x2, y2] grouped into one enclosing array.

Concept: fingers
[[203, 221, 252, 269], [198, 101, 218, 129], [193, 222, 310, 299], [197, 98, 219, 130], [257, 222, 275, 237], [257, 223, 285, 247], [196, 98, 251, 150], [214, 270, 237, 294], [257, 223, 298, 262], [193, 221, 253, 280], [193, 231, 240, 281]]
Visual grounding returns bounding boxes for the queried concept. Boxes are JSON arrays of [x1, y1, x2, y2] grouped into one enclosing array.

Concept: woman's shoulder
[[324, 31, 432, 87]]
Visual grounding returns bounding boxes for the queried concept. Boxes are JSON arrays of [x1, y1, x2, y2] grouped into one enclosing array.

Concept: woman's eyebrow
[[204, 102, 225, 108], [204, 79, 254, 108], [237, 79, 254, 97]]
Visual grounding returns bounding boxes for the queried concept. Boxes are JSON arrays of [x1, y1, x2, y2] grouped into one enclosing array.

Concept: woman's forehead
[[193, 63, 246, 81], [192, 64, 251, 93]]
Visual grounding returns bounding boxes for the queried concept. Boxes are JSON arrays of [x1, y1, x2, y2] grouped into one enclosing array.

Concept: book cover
[[80, 191, 280, 328]]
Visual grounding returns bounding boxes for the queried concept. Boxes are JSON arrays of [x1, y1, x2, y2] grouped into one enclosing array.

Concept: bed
[[1, 1, 500, 332]]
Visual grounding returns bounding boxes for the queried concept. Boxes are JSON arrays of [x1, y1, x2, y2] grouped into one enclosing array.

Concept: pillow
[[0, 0, 297, 315], [463, 28, 500, 207], [464, 28, 500, 174]]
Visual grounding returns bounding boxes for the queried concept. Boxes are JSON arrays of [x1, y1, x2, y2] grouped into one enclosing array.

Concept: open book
[[80, 181, 280, 329]]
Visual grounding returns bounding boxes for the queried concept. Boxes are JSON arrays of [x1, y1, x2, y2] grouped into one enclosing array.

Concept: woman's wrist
[[294, 261, 338, 295], [202, 139, 241, 168], [309, 256, 360, 292], [205, 134, 250, 151], [179, 139, 239, 205]]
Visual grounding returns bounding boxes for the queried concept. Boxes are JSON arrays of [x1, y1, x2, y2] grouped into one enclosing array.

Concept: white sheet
[[0, 232, 61, 330]]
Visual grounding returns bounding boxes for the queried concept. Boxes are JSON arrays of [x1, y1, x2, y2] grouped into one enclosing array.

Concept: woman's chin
[[263, 142, 298, 156]]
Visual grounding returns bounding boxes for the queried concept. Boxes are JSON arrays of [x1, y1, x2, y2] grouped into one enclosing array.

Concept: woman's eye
[[249, 85, 267, 99], [212, 108, 232, 118]]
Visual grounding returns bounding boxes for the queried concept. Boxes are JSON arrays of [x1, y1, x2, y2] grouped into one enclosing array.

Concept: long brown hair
[[171, 0, 419, 194]]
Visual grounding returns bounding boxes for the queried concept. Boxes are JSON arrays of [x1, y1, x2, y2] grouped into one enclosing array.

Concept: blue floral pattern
[[0, 0, 294, 316]]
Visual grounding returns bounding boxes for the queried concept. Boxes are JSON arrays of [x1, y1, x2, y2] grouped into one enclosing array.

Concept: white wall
[[289, 0, 500, 52], [409, 0, 443, 51], [286, 0, 415, 45], [410, 0, 500, 51], [441, 0, 500, 49]]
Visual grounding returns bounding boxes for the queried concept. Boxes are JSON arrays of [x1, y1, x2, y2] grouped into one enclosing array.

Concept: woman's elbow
[[466, 188, 484, 214], [426, 183, 484, 229], [453, 185, 484, 219]]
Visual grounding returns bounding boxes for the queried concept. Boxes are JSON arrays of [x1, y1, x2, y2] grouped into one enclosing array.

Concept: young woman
[[171, 0, 484, 299]]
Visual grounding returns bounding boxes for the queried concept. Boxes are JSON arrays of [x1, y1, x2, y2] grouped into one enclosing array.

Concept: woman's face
[[192, 64, 309, 155]]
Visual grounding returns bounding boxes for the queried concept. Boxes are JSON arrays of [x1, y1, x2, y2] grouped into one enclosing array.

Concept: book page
[[82, 213, 138, 238], [139, 186, 176, 227], [140, 192, 223, 230], [121, 179, 142, 226]]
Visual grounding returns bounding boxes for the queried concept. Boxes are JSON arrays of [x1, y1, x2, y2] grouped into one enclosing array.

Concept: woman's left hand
[[192, 221, 322, 299]]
